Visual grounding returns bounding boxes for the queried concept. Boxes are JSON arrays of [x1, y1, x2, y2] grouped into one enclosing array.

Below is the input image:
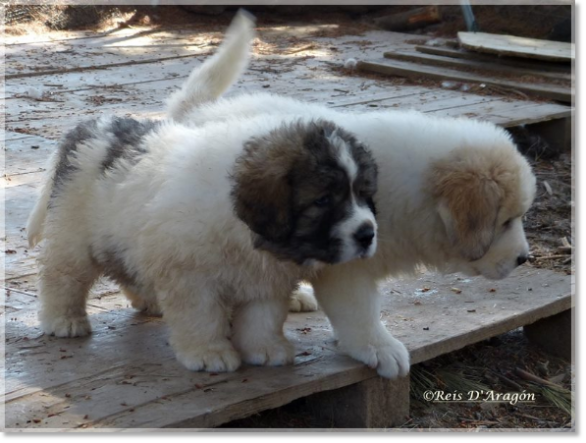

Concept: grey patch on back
[[52, 119, 99, 190], [100, 118, 159, 172], [51, 117, 159, 200]]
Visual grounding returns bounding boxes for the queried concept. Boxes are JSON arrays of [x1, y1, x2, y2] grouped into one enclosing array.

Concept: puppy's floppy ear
[[432, 157, 503, 261], [231, 131, 299, 243]]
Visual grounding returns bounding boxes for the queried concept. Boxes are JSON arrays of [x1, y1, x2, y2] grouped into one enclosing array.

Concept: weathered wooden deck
[[2, 23, 574, 430]]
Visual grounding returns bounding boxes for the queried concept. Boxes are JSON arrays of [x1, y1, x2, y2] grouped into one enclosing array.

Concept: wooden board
[[2, 268, 572, 430], [358, 58, 573, 103], [458, 32, 575, 62], [415, 45, 572, 75], [384, 49, 572, 82]]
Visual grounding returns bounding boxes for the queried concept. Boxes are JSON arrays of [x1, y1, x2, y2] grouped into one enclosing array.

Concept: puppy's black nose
[[517, 255, 528, 266], [354, 223, 375, 249]]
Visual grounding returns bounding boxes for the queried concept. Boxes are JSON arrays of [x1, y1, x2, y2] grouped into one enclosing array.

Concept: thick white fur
[[167, 17, 537, 379]]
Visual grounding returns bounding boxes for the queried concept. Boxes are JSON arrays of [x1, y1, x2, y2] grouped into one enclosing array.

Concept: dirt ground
[[4, 4, 574, 430]]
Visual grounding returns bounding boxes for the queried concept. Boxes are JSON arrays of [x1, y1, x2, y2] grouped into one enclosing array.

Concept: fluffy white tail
[[27, 151, 59, 247], [166, 9, 256, 123]]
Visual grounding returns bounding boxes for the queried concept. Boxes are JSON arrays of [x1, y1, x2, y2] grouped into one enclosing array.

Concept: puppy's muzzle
[[354, 222, 375, 251]]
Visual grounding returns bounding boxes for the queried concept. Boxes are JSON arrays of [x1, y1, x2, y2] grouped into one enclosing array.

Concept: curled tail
[[166, 9, 256, 123], [27, 151, 59, 247]]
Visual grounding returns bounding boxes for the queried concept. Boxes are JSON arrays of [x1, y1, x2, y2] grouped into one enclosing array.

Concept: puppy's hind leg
[[37, 244, 99, 338], [122, 286, 162, 317], [289, 282, 319, 312], [157, 272, 241, 373], [232, 297, 294, 366]]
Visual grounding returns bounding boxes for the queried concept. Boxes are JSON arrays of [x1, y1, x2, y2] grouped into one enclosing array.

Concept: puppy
[[26, 13, 379, 373], [167, 14, 537, 379]]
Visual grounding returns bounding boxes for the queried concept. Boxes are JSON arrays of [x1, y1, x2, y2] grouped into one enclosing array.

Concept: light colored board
[[5, 134, 57, 177], [458, 32, 575, 62], [3, 27, 147, 46], [330, 87, 468, 109], [4, 27, 220, 78], [6, 53, 212, 80], [332, 90, 571, 128], [452, 102, 572, 128], [358, 58, 573, 103], [3, 268, 571, 429], [339, 89, 500, 112], [5, 26, 573, 145], [4, 86, 572, 145], [426, 100, 572, 126], [4, 173, 46, 269], [4, 25, 413, 81], [4, 257, 38, 281], [384, 49, 572, 82], [415, 45, 572, 75]]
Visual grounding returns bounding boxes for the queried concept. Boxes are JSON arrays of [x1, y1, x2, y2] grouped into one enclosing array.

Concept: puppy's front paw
[[40, 314, 92, 338], [289, 284, 318, 312], [175, 340, 241, 373], [344, 334, 410, 379], [235, 336, 295, 366]]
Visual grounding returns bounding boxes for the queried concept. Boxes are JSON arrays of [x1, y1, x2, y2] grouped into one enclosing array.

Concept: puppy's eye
[[502, 218, 513, 229], [314, 195, 331, 207]]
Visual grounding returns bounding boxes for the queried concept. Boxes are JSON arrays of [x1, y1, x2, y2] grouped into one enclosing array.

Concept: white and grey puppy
[[168, 12, 537, 379], [26, 13, 379, 373]]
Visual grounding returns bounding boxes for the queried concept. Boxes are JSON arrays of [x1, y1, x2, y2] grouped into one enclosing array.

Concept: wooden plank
[[305, 376, 410, 428], [524, 308, 573, 360], [3, 267, 571, 429], [384, 49, 572, 82], [353, 89, 500, 113], [415, 45, 572, 75], [5, 134, 57, 177], [5, 53, 209, 80], [3, 27, 148, 46], [328, 87, 433, 108], [357, 58, 573, 103], [468, 103, 572, 128], [458, 31, 574, 62], [526, 116, 572, 152], [3, 27, 219, 77], [423, 100, 572, 127]]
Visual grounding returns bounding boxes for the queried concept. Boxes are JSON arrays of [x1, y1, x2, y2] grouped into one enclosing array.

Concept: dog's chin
[[335, 242, 377, 265], [253, 235, 338, 266], [467, 261, 517, 281], [253, 234, 376, 267], [300, 259, 327, 270]]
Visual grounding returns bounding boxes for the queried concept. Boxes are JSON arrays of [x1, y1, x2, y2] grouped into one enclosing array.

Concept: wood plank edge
[[357, 59, 573, 103], [410, 294, 572, 365]]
